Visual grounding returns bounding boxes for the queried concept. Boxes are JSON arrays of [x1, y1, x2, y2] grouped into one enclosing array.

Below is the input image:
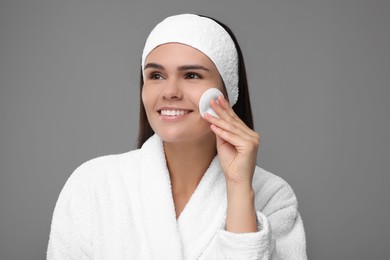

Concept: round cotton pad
[[199, 88, 224, 119]]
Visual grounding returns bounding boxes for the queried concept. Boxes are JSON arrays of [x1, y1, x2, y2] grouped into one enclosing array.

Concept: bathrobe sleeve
[[213, 174, 307, 260], [47, 161, 95, 260]]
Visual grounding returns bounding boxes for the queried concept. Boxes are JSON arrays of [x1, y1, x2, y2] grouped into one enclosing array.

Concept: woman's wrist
[[226, 180, 253, 195], [225, 182, 258, 233]]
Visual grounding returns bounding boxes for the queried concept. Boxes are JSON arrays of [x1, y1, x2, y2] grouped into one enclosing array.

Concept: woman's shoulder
[[252, 166, 299, 215], [66, 148, 142, 186]]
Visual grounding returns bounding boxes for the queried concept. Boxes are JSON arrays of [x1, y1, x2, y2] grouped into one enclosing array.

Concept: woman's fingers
[[210, 123, 259, 151], [206, 112, 248, 140], [204, 96, 260, 149], [216, 96, 244, 123], [206, 96, 258, 139]]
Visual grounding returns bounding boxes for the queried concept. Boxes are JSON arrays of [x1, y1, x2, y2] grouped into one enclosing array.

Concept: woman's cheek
[[141, 86, 154, 116]]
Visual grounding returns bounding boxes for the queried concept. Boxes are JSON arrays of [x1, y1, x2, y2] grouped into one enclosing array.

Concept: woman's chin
[[157, 130, 215, 145]]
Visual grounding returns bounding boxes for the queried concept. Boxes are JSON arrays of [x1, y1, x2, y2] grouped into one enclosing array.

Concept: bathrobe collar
[[138, 134, 227, 260]]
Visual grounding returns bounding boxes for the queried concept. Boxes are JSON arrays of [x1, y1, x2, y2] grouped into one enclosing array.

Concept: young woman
[[48, 14, 307, 259]]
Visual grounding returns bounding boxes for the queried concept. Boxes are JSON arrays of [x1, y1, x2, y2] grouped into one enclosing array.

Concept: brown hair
[[137, 16, 254, 148]]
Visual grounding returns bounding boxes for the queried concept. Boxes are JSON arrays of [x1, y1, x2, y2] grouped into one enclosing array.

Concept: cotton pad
[[199, 88, 224, 119]]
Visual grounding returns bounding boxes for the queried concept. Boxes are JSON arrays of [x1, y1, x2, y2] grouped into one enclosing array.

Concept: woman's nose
[[162, 80, 183, 100]]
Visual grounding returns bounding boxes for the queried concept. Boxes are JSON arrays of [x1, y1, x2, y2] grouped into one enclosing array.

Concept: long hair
[[137, 16, 254, 148]]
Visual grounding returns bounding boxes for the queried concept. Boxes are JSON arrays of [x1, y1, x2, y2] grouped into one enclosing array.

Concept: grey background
[[1, 0, 389, 259]]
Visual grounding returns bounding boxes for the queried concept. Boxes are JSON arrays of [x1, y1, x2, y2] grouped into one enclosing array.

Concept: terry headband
[[141, 14, 239, 106]]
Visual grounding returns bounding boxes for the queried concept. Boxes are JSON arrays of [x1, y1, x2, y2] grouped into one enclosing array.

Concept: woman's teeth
[[160, 110, 188, 116]]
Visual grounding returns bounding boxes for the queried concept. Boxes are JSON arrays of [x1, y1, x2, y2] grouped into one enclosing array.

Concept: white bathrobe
[[47, 134, 307, 259]]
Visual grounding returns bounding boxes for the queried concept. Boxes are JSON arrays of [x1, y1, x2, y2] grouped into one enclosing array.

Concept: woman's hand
[[204, 95, 260, 188], [204, 95, 260, 233]]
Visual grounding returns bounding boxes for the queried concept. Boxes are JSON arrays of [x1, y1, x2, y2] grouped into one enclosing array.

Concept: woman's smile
[[158, 107, 193, 121]]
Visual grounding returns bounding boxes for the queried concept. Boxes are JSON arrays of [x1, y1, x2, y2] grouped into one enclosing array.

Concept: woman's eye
[[149, 73, 164, 80], [185, 73, 201, 79]]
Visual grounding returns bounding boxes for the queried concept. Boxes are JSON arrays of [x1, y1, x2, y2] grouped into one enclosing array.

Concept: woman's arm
[[204, 96, 307, 259], [225, 183, 258, 233], [205, 95, 260, 233], [47, 163, 94, 260]]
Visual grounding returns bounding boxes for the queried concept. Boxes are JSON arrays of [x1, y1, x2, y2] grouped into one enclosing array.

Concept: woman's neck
[[163, 133, 217, 218], [163, 134, 216, 196]]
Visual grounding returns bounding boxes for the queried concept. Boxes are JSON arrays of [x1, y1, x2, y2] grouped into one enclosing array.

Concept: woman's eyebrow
[[144, 63, 164, 70], [178, 65, 210, 71], [144, 63, 210, 72]]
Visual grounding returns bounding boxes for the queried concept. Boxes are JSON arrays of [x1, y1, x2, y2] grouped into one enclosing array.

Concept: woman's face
[[142, 43, 225, 143]]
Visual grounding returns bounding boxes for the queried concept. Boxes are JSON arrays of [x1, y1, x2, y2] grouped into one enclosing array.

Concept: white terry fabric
[[47, 134, 307, 260], [142, 14, 239, 106]]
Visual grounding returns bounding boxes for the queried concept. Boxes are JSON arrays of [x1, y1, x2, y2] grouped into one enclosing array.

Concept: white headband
[[141, 14, 239, 106]]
